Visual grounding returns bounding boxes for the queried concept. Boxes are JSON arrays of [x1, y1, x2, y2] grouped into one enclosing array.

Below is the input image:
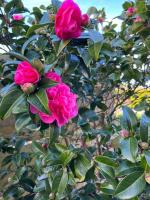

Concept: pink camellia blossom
[[120, 129, 129, 138], [14, 61, 40, 85], [134, 16, 143, 23], [55, 0, 82, 40], [81, 14, 90, 26], [12, 14, 24, 21], [126, 7, 135, 16], [30, 72, 78, 127], [45, 71, 62, 83]]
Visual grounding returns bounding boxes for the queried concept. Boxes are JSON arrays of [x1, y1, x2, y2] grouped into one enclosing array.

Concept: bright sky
[[23, 0, 125, 19]]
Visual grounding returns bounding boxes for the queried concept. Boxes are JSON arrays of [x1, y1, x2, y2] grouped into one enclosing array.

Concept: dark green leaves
[[140, 113, 150, 142], [95, 155, 118, 168], [0, 87, 22, 119], [121, 106, 138, 132], [27, 89, 49, 114], [74, 154, 91, 182], [120, 137, 138, 163], [114, 172, 146, 199], [26, 23, 50, 37], [52, 169, 68, 196]]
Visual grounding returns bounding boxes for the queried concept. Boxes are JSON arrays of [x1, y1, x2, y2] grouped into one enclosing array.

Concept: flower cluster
[[14, 61, 78, 127]]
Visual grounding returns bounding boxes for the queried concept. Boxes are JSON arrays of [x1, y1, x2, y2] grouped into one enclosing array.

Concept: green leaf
[[52, 169, 68, 195], [22, 35, 39, 55], [15, 113, 32, 132], [5, 52, 30, 63], [32, 141, 45, 154], [97, 162, 118, 188], [26, 23, 49, 37], [57, 40, 70, 56], [59, 150, 75, 166], [140, 114, 150, 142], [55, 143, 67, 153], [74, 154, 91, 181], [88, 42, 102, 61], [77, 47, 92, 67], [120, 137, 138, 163], [88, 30, 104, 43], [121, 106, 138, 131], [15, 139, 25, 151], [144, 151, 150, 167], [0, 87, 22, 119], [116, 160, 142, 177], [28, 89, 50, 114], [114, 171, 146, 199], [95, 155, 118, 168]]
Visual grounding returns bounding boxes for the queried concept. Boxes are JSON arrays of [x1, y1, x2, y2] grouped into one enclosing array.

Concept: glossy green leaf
[[0, 87, 22, 119], [26, 23, 49, 37], [22, 35, 39, 55], [74, 154, 91, 181], [57, 40, 70, 56], [32, 141, 45, 154], [120, 137, 138, 163], [28, 89, 49, 114], [144, 151, 150, 167], [95, 155, 118, 168], [52, 169, 68, 195], [114, 171, 146, 199], [140, 114, 150, 142], [121, 106, 138, 131]]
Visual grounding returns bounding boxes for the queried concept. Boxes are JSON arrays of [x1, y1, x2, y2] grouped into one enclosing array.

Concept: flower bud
[[42, 143, 48, 149], [145, 173, 150, 184], [21, 83, 35, 94], [12, 14, 24, 21], [81, 14, 90, 26], [120, 129, 129, 138], [134, 16, 143, 23], [139, 142, 149, 150], [98, 17, 104, 23]]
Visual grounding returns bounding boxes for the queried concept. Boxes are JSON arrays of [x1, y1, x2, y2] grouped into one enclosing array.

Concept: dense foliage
[[0, 0, 150, 199]]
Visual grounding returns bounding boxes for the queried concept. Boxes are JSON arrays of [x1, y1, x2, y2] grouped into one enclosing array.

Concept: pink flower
[[81, 14, 90, 26], [120, 129, 129, 138], [12, 14, 24, 21], [134, 16, 143, 23], [45, 71, 62, 83], [127, 7, 135, 14], [14, 61, 40, 85], [30, 73, 78, 127], [55, 0, 82, 40], [98, 17, 104, 23]]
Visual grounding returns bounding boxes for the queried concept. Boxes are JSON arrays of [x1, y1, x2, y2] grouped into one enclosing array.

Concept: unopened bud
[[42, 143, 48, 149], [120, 129, 129, 138], [98, 17, 104, 23], [134, 16, 143, 23], [21, 83, 35, 94], [145, 173, 150, 184]]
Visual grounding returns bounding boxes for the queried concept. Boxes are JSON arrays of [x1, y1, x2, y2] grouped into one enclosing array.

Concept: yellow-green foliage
[[130, 88, 150, 108]]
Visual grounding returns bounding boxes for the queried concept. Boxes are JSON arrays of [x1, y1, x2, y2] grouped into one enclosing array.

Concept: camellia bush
[[0, 0, 150, 199]]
